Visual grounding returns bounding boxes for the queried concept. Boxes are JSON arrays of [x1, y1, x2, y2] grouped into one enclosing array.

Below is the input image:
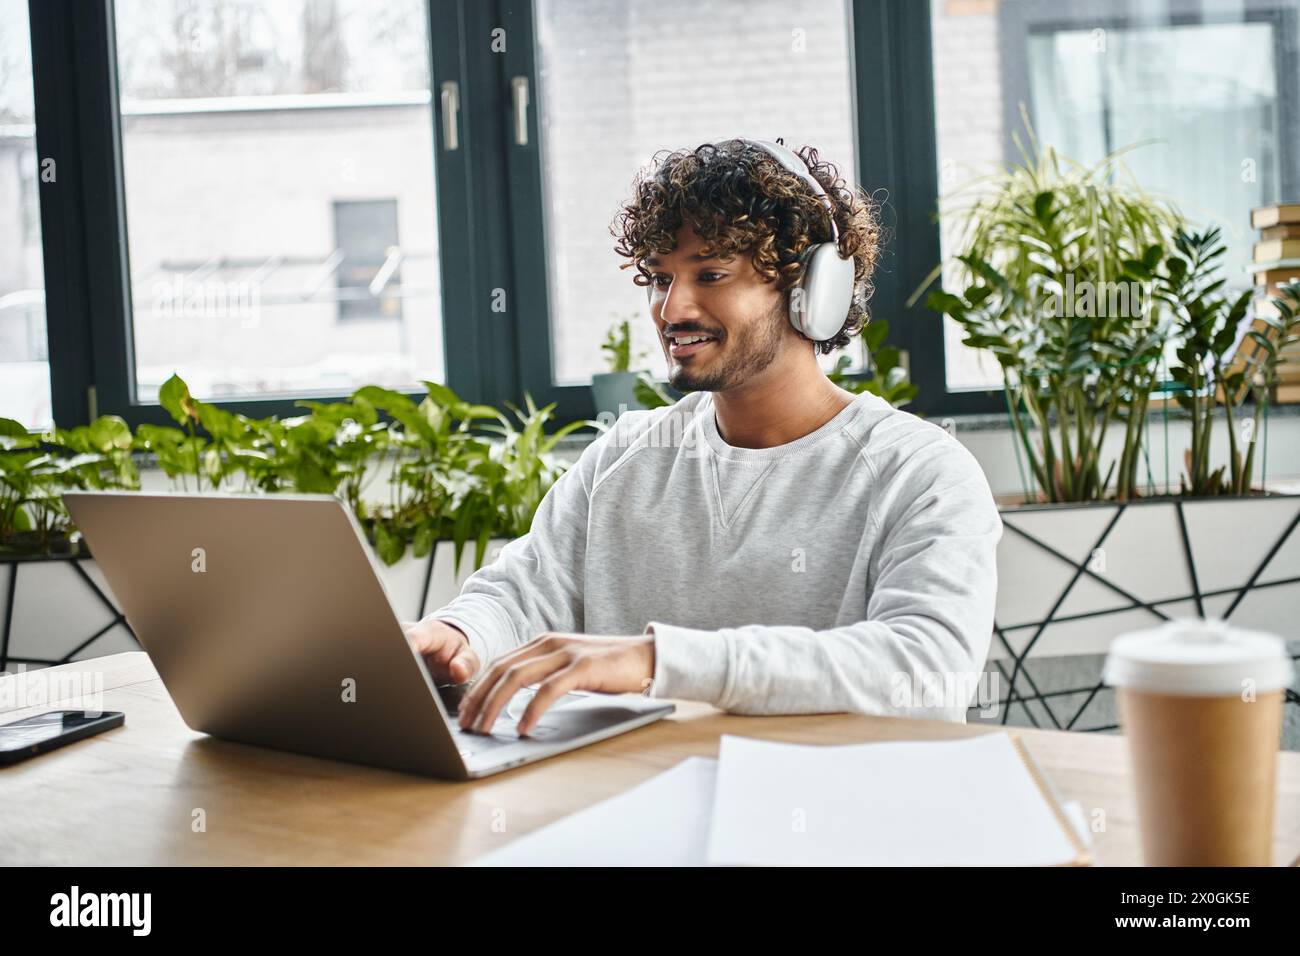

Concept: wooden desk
[[2, 653, 1297, 866]]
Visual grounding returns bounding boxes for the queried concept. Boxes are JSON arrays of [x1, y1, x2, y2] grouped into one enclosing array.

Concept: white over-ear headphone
[[643, 139, 857, 343], [743, 139, 857, 342]]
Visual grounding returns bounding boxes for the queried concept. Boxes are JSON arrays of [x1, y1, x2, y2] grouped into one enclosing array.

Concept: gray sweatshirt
[[432, 389, 1003, 723]]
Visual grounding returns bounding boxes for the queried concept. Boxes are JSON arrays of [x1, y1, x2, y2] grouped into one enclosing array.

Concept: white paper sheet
[[472, 757, 716, 866], [706, 732, 1082, 866]]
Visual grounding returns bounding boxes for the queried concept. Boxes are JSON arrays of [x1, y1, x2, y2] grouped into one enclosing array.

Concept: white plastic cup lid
[[1103, 618, 1294, 696]]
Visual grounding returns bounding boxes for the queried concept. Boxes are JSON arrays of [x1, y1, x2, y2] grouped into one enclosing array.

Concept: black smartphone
[[0, 710, 125, 765]]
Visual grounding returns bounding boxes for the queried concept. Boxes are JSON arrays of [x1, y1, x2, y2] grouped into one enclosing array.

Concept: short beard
[[667, 298, 788, 393]]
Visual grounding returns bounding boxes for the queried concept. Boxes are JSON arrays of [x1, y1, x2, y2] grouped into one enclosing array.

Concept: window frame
[[30, 0, 1292, 430], [497, 0, 582, 423], [850, 0, 1005, 417], [27, 0, 500, 429], [998, 0, 1300, 209], [26, 0, 971, 427], [498, 0, 981, 422]]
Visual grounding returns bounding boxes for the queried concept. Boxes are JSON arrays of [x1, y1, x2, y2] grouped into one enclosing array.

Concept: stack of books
[[1249, 202, 1300, 404]]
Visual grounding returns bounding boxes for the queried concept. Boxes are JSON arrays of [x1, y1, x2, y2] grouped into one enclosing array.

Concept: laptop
[[62, 491, 674, 779]]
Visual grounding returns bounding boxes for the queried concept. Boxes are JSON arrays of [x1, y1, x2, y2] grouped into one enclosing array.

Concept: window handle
[[511, 76, 530, 146], [440, 81, 460, 151]]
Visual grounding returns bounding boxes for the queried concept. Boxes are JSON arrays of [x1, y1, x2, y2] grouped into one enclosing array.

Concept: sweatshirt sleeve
[[643, 442, 1003, 723], [426, 426, 608, 680]]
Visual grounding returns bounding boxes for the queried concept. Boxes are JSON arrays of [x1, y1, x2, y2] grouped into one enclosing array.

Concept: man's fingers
[[402, 620, 475, 682], [516, 663, 585, 736], [447, 645, 480, 683], [462, 652, 560, 733], [461, 651, 569, 734], [427, 631, 466, 668], [458, 633, 556, 714]]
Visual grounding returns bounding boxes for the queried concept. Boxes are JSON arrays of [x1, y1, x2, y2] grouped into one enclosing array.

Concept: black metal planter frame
[[0, 550, 138, 671]]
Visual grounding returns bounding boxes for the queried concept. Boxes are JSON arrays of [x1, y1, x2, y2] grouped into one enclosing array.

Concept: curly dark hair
[[611, 138, 883, 354]]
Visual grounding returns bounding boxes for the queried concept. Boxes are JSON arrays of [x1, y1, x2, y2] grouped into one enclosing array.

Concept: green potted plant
[[919, 130, 1300, 728], [0, 411, 146, 668], [591, 316, 651, 418], [1139, 230, 1300, 496], [0, 374, 599, 667], [922, 134, 1183, 503]]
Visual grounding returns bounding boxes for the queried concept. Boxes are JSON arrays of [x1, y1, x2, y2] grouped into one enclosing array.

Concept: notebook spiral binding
[[1009, 732, 1094, 867]]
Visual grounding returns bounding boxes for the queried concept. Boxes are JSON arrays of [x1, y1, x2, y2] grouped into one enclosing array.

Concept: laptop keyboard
[[439, 683, 575, 755]]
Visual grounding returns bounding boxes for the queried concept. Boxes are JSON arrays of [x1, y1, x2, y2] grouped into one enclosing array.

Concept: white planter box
[[0, 556, 138, 667], [992, 495, 1300, 662]]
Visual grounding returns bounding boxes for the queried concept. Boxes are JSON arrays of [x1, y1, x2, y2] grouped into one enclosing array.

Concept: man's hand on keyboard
[[402, 618, 481, 684], [456, 633, 655, 737]]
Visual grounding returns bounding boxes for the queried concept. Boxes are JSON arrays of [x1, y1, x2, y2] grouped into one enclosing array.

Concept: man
[[405, 139, 1002, 737]]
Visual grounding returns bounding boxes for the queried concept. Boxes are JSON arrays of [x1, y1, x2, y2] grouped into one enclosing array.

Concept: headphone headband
[[738, 138, 855, 342], [741, 139, 840, 243]]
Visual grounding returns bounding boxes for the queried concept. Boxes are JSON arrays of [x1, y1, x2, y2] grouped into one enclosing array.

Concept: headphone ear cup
[[787, 247, 816, 336], [792, 243, 856, 342]]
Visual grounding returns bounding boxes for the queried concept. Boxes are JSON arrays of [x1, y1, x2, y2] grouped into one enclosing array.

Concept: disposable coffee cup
[[1103, 618, 1294, 866]]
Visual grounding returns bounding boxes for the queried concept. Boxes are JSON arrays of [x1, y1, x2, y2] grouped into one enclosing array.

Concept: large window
[[0, 0, 50, 429], [533, 0, 859, 385], [22, 1, 1297, 428], [930, 0, 1300, 394], [1026, 19, 1282, 287], [113, 0, 444, 403]]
